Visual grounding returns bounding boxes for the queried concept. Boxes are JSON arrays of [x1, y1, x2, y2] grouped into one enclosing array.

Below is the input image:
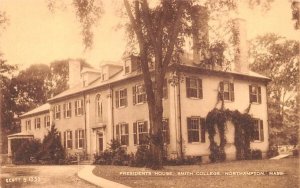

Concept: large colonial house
[[7, 19, 270, 162]]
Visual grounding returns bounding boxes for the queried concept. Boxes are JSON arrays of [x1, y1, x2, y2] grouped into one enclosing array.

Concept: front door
[[98, 132, 104, 153]]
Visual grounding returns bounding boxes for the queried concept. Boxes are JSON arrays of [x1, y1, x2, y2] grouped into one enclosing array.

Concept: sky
[[0, 0, 299, 70]]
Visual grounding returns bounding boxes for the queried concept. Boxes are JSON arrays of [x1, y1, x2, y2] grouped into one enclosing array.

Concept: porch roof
[[8, 132, 34, 139]]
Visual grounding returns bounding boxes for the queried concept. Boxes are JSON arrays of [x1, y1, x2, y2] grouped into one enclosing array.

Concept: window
[[63, 102, 72, 118], [186, 77, 203, 99], [115, 89, 128, 108], [96, 95, 103, 118], [26, 120, 31, 131], [75, 129, 85, 149], [249, 85, 261, 103], [162, 119, 170, 144], [187, 117, 205, 143], [163, 79, 168, 99], [75, 99, 84, 116], [219, 81, 234, 101], [44, 115, 50, 128], [116, 123, 129, 146], [133, 84, 147, 104], [54, 105, 61, 119], [253, 119, 264, 141], [64, 130, 73, 149], [34, 118, 41, 129], [133, 121, 149, 145]]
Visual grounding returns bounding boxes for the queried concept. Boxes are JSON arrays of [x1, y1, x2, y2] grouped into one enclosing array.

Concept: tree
[[291, 1, 300, 29], [249, 33, 299, 146]]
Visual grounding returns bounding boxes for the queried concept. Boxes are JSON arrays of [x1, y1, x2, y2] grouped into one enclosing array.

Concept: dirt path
[[1, 165, 98, 188]]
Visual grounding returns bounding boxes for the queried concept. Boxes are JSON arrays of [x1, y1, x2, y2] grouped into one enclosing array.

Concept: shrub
[[293, 148, 299, 157], [93, 140, 129, 165], [129, 145, 151, 167], [251, 149, 262, 160], [37, 125, 65, 164], [267, 148, 279, 158], [13, 139, 42, 164]]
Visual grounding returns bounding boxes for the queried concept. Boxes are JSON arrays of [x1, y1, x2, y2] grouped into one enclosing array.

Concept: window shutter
[[133, 86, 136, 105], [230, 83, 235, 101], [258, 87, 262, 104], [219, 82, 224, 100], [115, 91, 119, 108], [124, 89, 128, 106], [133, 122, 137, 145], [144, 121, 148, 132], [116, 124, 120, 141], [125, 124, 129, 145], [63, 104, 66, 118], [75, 101, 77, 116], [63, 131, 66, 148], [187, 118, 192, 143], [70, 131, 73, 149], [83, 130, 85, 148], [75, 130, 78, 149], [200, 118, 206, 143], [69, 103, 72, 117], [198, 79, 203, 99], [166, 119, 170, 144], [186, 77, 190, 97], [249, 85, 252, 103], [260, 120, 264, 141]]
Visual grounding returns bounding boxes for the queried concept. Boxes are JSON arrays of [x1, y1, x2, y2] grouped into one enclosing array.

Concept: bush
[[93, 140, 129, 165], [163, 156, 201, 166], [251, 149, 262, 160], [13, 139, 42, 164], [129, 145, 151, 167], [292, 148, 299, 157], [267, 148, 279, 158]]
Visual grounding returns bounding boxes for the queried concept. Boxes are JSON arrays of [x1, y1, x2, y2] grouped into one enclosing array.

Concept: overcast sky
[[0, 0, 299, 70]]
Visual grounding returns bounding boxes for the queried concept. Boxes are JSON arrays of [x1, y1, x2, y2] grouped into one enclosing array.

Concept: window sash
[[187, 117, 205, 143]]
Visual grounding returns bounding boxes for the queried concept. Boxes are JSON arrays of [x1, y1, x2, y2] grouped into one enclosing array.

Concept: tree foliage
[[249, 33, 299, 145]]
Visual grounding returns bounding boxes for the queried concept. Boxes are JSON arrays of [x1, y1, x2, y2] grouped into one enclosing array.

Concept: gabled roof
[[20, 103, 50, 118], [48, 62, 270, 103]]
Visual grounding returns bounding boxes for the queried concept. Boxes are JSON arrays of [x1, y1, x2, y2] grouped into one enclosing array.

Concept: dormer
[[100, 61, 123, 81], [81, 67, 101, 86], [123, 55, 141, 74]]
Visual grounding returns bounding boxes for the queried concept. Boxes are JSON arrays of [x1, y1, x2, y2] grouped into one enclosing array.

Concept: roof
[[8, 132, 34, 139], [20, 103, 50, 118], [48, 63, 270, 103]]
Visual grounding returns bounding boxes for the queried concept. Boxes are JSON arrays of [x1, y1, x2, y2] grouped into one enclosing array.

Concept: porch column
[[7, 138, 12, 163]]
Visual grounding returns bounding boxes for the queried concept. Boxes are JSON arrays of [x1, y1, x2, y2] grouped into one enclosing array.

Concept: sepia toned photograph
[[0, 0, 299, 187]]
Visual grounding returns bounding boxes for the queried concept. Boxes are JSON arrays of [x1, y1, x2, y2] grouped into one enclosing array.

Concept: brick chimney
[[192, 5, 209, 64], [68, 60, 82, 88], [232, 18, 249, 74]]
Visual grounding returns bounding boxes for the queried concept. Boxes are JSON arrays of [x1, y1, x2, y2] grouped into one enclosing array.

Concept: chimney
[[232, 18, 249, 74], [192, 5, 209, 64], [68, 60, 82, 88]]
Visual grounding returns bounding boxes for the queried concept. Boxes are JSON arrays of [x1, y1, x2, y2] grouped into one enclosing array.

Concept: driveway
[[0, 165, 98, 188]]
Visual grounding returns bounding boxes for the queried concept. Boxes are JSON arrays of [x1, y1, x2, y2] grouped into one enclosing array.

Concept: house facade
[[7, 19, 270, 162]]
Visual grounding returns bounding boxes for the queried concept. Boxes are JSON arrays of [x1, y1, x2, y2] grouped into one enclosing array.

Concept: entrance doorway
[[98, 132, 104, 153]]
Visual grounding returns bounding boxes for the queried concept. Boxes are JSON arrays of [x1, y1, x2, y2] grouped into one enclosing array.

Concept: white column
[[7, 138, 12, 163], [106, 90, 113, 145]]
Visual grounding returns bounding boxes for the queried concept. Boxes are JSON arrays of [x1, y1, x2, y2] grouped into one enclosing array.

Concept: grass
[[93, 157, 299, 188]]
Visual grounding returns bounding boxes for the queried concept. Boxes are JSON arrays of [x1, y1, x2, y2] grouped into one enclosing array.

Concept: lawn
[[93, 157, 299, 188]]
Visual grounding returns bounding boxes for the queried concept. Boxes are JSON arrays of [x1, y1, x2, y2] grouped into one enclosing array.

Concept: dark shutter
[[165, 119, 170, 144], [186, 77, 190, 97], [144, 121, 148, 132], [75, 130, 78, 149], [83, 130, 85, 149], [219, 81, 224, 100], [133, 122, 137, 145], [69, 103, 72, 117], [115, 91, 119, 108], [249, 85, 252, 103], [70, 131, 73, 149], [260, 120, 264, 141], [116, 124, 120, 141], [133, 86, 136, 105], [63, 103, 66, 118], [258, 86, 262, 104], [125, 124, 129, 145], [75, 101, 77, 116], [124, 89, 128, 106], [200, 118, 206, 143], [230, 83, 235, 101], [63, 131, 66, 148], [198, 79, 203, 99], [187, 118, 192, 143]]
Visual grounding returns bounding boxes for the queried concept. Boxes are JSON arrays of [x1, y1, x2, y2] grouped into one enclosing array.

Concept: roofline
[[48, 64, 271, 103], [20, 109, 50, 119]]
